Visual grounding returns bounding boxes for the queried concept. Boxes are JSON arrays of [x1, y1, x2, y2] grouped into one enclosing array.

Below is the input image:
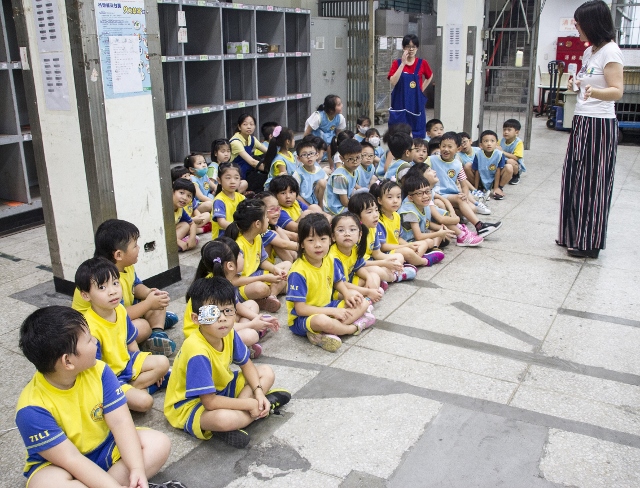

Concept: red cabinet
[[556, 36, 590, 71]]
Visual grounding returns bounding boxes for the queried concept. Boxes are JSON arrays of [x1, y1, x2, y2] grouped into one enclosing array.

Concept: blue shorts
[[289, 300, 344, 336], [25, 434, 120, 482]]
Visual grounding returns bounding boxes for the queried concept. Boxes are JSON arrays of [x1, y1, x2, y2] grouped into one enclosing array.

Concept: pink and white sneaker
[[456, 229, 483, 247], [352, 313, 376, 335]]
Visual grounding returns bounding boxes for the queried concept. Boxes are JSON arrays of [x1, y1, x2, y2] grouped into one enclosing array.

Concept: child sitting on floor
[[164, 277, 291, 448], [270, 175, 324, 233], [75, 258, 170, 412], [500, 118, 525, 185], [292, 139, 327, 207], [16, 306, 173, 488], [324, 139, 363, 215]]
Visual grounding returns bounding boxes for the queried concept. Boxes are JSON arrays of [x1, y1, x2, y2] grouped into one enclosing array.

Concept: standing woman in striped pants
[[558, 0, 624, 258]]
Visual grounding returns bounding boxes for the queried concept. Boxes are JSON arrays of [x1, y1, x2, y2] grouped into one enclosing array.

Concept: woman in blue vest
[[304, 94, 346, 170], [388, 34, 433, 139]]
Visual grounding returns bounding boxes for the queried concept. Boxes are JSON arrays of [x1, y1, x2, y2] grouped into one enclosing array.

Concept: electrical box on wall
[[310, 17, 348, 115]]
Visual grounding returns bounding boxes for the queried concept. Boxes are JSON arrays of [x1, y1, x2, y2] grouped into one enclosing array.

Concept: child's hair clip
[[273, 126, 282, 138], [213, 257, 221, 264], [198, 304, 221, 324]]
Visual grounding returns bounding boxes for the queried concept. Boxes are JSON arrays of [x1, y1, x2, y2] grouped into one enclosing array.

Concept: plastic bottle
[[515, 50, 523, 67]]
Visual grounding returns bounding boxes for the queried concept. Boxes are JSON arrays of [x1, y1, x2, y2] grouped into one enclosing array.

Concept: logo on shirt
[[410, 81, 417, 88], [447, 169, 456, 178], [330, 126, 336, 131], [91, 403, 104, 422], [489, 164, 497, 171]]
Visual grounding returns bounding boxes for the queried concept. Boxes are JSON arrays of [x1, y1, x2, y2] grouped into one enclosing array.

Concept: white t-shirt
[[574, 42, 624, 118]]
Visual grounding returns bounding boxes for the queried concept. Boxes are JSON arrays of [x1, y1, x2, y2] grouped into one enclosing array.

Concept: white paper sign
[[395, 38, 403, 50], [178, 11, 186, 27], [178, 27, 188, 43], [109, 36, 142, 94], [379, 37, 388, 50]]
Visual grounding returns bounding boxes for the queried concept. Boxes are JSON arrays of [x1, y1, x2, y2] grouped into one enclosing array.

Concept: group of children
[[15, 98, 527, 486]]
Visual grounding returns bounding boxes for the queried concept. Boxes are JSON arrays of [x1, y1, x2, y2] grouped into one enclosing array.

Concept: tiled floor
[[0, 118, 639, 487]]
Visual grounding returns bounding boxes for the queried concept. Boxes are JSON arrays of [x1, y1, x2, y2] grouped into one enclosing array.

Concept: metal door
[[310, 18, 349, 117], [478, 0, 541, 148]]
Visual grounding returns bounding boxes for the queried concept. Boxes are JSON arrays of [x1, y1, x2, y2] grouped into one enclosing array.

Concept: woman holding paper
[[387, 34, 433, 138], [557, 0, 624, 259]]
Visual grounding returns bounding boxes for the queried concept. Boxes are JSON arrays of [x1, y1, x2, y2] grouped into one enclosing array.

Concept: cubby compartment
[[0, 143, 28, 202], [188, 111, 225, 154], [224, 59, 256, 104], [158, 3, 181, 57], [166, 116, 189, 164], [255, 9, 285, 53], [23, 140, 39, 188], [0, 70, 18, 140], [185, 60, 223, 108], [286, 57, 310, 95], [285, 12, 310, 53], [2, 0, 19, 61], [225, 106, 258, 138], [222, 6, 254, 54], [13, 70, 29, 129], [257, 58, 285, 100], [259, 101, 287, 128], [183, 6, 222, 56], [287, 98, 310, 134], [162, 61, 186, 112]]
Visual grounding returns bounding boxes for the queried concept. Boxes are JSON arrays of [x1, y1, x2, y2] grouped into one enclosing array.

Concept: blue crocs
[[164, 311, 179, 330]]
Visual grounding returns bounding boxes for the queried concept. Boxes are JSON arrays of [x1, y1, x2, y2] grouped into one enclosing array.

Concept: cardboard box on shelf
[[268, 44, 280, 53]]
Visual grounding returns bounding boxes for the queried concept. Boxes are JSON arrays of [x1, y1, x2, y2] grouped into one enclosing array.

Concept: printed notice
[[379, 37, 387, 50], [110, 36, 142, 93], [95, 1, 151, 98]]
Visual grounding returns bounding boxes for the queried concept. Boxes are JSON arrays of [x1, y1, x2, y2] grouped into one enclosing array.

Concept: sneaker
[[457, 231, 483, 247], [471, 189, 484, 199], [394, 264, 417, 282], [149, 482, 189, 488], [214, 429, 250, 449], [483, 189, 492, 201], [306, 331, 342, 352], [474, 200, 491, 215], [147, 369, 171, 395], [509, 173, 520, 185], [423, 250, 445, 266], [164, 311, 179, 330], [265, 388, 291, 414], [142, 331, 176, 356], [457, 223, 468, 234], [201, 221, 212, 234], [439, 238, 450, 249], [255, 295, 281, 313], [380, 281, 389, 292], [352, 313, 376, 335], [258, 328, 269, 340], [181, 235, 200, 244], [476, 221, 503, 237], [249, 343, 262, 359]]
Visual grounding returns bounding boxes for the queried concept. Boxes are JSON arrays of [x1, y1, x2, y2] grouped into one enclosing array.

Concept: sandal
[[555, 240, 566, 247]]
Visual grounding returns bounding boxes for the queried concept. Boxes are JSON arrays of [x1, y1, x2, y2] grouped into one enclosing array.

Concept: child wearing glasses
[[354, 141, 378, 192], [323, 139, 363, 215], [164, 277, 291, 448], [292, 139, 328, 206]]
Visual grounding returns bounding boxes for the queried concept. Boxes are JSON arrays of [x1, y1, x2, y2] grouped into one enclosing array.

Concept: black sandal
[[567, 248, 600, 258], [555, 240, 566, 247]]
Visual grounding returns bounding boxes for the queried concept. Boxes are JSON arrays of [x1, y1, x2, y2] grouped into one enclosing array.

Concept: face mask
[[195, 168, 208, 177], [358, 125, 369, 135], [369, 137, 380, 147]]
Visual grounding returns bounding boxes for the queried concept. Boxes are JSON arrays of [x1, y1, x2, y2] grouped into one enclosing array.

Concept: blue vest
[[312, 111, 344, 144], [429, 155, 462, 195], [294, 165, 326, 205], [398, 197, 431, 242], [356, 164, 375, 188], [474, 150, 505, 190], [457, 147, 481, 166], [230, 135, 256, 179], [388, 58, 427, 138], [385, 158, 408, 181], [324, 167, 357, 215], [500, 137, 526, 172]]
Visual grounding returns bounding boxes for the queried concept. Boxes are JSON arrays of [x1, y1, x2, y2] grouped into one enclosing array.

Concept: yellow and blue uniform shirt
[[379, 212, 402, 246], [264, 151, 298, 190], [15, 360, 127, 480], [211, 191, 245, 239], [286, 255, 345, 326], [164, 328, 250, 439], [71, 265, 141, 315], [364, 227, 381, 261], [183, 287, 241, 339], [276, 200, 307, 229], [261, 229, 279, 264], [500, 136, 525, 172]]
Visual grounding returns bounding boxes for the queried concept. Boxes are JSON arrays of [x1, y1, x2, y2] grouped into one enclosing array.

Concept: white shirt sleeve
[[305, 111, 321, 130]]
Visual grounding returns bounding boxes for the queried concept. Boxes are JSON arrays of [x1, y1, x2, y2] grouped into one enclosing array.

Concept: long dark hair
[[262, 126, 294, 175], [317, 94, 340, 116], [225, 199, 266, 241], [574, 1, 615, 47], [331, 212, 368, 260]]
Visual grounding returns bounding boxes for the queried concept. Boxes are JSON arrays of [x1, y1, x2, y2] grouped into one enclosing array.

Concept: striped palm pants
[[558, 115, 618, 251]]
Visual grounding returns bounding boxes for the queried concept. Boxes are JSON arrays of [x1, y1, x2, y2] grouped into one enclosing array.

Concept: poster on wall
[[95, 1, 151, 99]]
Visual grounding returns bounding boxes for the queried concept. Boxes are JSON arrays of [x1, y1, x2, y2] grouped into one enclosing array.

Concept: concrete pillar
[[435, 0, 485, 139], [11, 0, 180, 293]]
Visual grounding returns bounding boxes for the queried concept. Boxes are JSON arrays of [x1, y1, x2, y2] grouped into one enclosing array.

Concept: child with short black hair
[[355, 141, 378, 190], [256, 121, 279, 157], [466, 130, 513, 201], [171, 166, 190, 181], [293, 139, 328, 206], [385, 131, 414, 181], [364, 127, 384, 164], [378, 123, 412, 178], [428, 132, 502, 238], [16, 306, 173, 488], [184, 153, 214, 214], [427, 136, 441, 156], [171, 166, 212, 234], [425, 118, 444, 142], [331, 129, 355, 168], [398, 176, 448, 251], [500, 118, 525, 184], [173, 177, 199, 251], [164, 277, 291, 448], [324, 138, 363, 215], [354, 115, 372, 142], [270, 174, 324, 232], [75, 258, 171, 412], [71, 219, 177, 356], [286, 214, 375, 352]]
